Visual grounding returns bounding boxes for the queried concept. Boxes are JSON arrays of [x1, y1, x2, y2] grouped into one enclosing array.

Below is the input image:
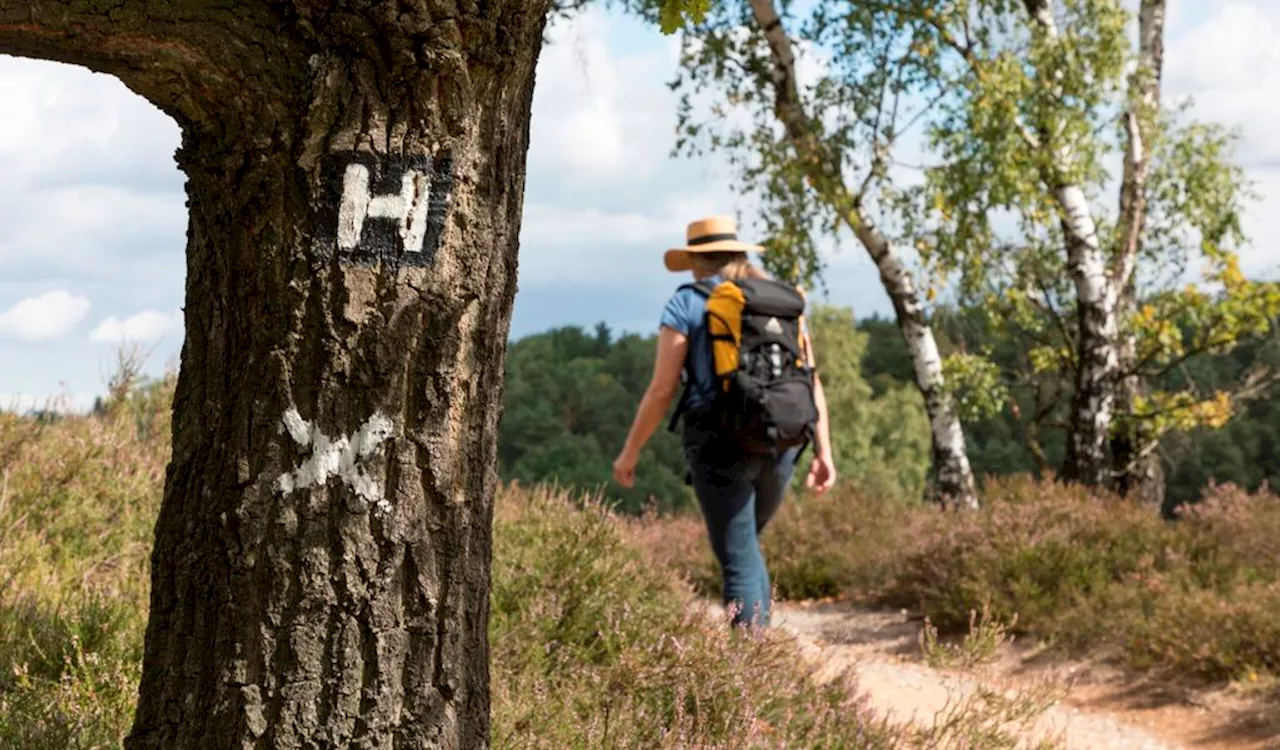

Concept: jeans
[[683, 420, 800, 628]]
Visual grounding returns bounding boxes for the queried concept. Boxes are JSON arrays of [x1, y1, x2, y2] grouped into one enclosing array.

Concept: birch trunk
[[1022, 0, 1120, 487], [858, 219, 979, 508], [747, 0, 978, 508], [1112, 0, 1167, 502], [0, 1, 551, 747], [1059, 185, 1118, 486]]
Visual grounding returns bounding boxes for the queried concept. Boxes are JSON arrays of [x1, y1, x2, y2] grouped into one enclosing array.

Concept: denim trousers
[[683, 420, 800, 628]]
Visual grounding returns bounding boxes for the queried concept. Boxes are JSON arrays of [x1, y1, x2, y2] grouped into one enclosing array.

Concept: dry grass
[[0, 365, 169, 748]]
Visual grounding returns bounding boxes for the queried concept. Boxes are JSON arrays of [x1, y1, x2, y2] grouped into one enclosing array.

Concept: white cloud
[[89, 309, 183, 344], [0, 290, 91, 341], [1165, 1, 1280, 277], [530, 9, 705, 186]]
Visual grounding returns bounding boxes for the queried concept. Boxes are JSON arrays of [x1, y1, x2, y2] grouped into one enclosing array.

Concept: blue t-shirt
[[660, 276, 720, 414]]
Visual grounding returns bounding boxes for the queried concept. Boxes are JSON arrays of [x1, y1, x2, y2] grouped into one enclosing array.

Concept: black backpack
[[669, 277, 819, 456]]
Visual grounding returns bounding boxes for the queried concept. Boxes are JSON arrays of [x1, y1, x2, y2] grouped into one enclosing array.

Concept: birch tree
[[1110, 0, 1165, 500], [646, 0, 980, 508], [883, 0, 1280, 494]]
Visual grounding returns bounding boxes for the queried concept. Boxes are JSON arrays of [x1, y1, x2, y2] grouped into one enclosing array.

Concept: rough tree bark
[[746, 0, 978, 509], [0, 1, 551, 747], [1112, 0, 1167, 506], [1021, 0, 1119, 488]]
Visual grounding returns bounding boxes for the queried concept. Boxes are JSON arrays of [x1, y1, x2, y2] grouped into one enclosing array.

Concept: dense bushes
[[8, 353, 1280, 746], [490, 488, 904, 748], [499, 325, 693, 514], [879, 478, 1280, 682], [649, 475, 1280, 685]]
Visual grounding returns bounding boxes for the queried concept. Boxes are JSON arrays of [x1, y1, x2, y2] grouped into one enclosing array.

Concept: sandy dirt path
[[763, 601, 1278, 750]]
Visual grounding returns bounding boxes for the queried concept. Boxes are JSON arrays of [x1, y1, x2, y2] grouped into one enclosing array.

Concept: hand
[[613, 449, 638, 488], [805, 453, 836, 495]]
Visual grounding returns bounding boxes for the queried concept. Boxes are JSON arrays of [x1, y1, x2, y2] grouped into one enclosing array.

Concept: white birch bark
[[748, 0, 978, 508], [1022, 0, 1120, 486], [858, 218, 978, 507], [1059, 184, 1118, 486]]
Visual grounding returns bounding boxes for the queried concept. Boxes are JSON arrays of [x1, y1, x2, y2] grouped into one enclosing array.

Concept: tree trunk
[[1111, 0, 1167, 502], [1020, 0, 1119, 487], [1, 2, 551, 747], [1059, 184, 1118, 486], [747, 0, 978, 508], [858, 221, 978, 508], [1111, 384, 1166, 507]]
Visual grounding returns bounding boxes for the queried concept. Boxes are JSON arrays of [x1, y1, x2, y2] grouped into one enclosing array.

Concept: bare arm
[[812, 370, 833, 461], [614, 326, 688, 487], [803, 326, 837, 493]]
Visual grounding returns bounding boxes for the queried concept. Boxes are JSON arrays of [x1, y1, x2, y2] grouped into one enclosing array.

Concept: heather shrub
[[493, 487, 1057, 749], [631, 484, 925, 603], [761, 487, 923, 601], [879, 475, 1280, 683], [879, 476, 1171, 631], [637, 470, 1280, 688], [490, 487, 903, 749], [0, 368, 167, 749]]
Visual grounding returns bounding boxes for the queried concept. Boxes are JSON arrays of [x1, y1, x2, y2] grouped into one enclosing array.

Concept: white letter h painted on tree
[[336, 163, 431, 254]]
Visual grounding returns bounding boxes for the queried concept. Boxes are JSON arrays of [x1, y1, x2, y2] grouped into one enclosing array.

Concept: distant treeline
[[498, 306, 1279, 515]]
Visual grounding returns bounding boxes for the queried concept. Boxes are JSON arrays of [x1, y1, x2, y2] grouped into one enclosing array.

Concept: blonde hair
[[690, 251, 768, 280]]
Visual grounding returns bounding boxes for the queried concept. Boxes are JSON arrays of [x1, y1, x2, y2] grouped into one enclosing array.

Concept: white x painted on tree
[[276, 406, 396, 514]]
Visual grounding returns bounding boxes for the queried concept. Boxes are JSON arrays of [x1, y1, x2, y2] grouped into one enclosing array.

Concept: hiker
[[612, 216, 836, 629]]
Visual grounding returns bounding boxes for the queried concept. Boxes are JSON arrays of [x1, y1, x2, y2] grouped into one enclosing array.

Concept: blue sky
[[1, 1, 1278, 410]]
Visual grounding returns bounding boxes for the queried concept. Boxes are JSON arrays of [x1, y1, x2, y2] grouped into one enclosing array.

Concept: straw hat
[[664, 216, 764, 273]]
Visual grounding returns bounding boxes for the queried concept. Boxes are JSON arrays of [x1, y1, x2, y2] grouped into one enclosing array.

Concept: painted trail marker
[[315, 152, 454, 266], [276, 406, 396, 515], [337, 163, 432, 254]]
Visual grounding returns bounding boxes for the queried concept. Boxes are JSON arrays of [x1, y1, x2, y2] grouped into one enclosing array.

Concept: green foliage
[[664, 0, 922, 287], [655, 0, 711, 34], [942, 352, 1009, 422], [499, 324, 692, 514], [803, 305, 932, 502], [500, 308, 939, 511], [497, 305, 1277, 514], [653, 0, 1280, 484], [889, 0, 1279, 459]]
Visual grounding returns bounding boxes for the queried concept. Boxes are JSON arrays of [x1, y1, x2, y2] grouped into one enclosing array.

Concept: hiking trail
[[762, 601, 1276, 749]]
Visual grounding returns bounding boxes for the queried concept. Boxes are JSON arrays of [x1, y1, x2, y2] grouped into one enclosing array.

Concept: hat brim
[[664, 240, 766, 273]]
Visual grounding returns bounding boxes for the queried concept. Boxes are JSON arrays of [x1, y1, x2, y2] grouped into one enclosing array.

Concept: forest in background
[[498, 304, 1280, 516]]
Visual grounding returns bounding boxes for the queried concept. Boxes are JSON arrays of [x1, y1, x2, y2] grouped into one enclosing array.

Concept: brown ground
[[765, 600, 1280, 749]]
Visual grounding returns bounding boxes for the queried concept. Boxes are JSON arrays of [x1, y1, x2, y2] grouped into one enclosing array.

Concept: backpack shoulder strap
[[666, 279, 718, 434]]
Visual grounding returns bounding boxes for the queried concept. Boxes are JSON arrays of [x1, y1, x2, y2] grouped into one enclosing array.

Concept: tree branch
[[0, 0, 303, 125], [746, 0, 977, 505], [1113, 0, 1166, 292]]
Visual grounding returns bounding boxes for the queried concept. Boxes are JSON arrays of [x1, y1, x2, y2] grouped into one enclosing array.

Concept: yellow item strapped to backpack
[[705, 281, 746, 388]]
